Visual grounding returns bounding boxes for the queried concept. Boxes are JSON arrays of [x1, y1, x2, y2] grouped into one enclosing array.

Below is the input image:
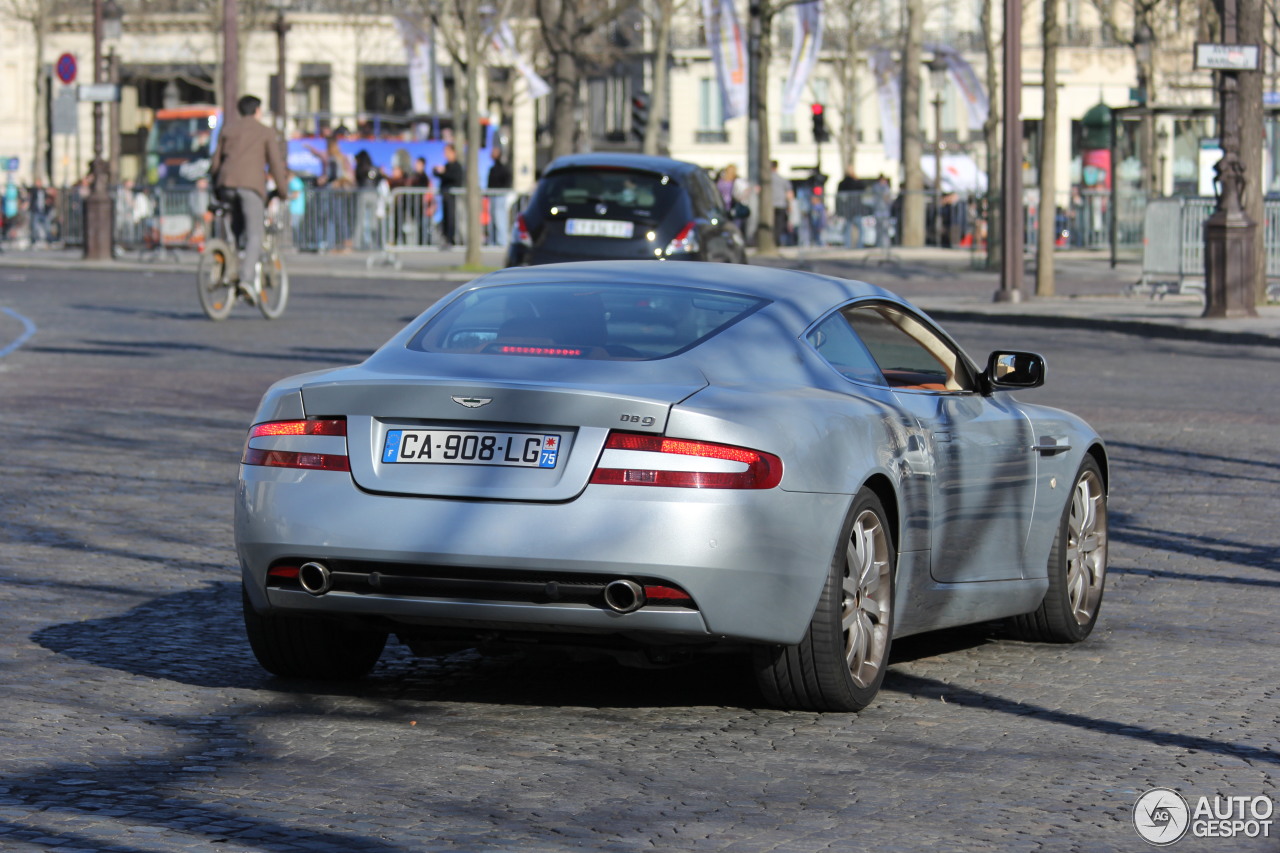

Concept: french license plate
[[382, 429, 561, 468], [565, 218, 635, 238]]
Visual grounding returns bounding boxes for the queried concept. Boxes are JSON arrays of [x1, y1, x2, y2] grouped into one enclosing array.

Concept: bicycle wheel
[[258, 249, 289, 320], [196, 239, 237, 321]]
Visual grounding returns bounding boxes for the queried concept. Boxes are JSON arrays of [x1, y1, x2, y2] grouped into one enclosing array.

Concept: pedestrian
[[209, 94, 289, 287], [408, 156, 434, 246], [353, 149, 382, 250], [836, 166, 868, 248], [769, 160, 793, 247], [717, 164, 749, 233], [287, 170, 307, 248], [433, 143, 464, 248], [27, 176, 53, 248], [317, 131, 355, 252], [870, 174, 893, 249], [486, 145, 513, 248]]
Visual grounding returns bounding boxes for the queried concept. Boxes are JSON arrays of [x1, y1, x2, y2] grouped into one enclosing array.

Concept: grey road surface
[[0, 267, 1276, 853]]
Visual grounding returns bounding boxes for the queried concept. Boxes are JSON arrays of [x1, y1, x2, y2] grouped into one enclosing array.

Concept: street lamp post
[[927, 55, 949, 247], [83, 0, 123, 261], [272, 3, 290, 138], [1203, 0, 1259, 318], [996, 0, 1023, 301]]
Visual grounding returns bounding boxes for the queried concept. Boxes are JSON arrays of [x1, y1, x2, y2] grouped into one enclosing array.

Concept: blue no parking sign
[[56, 52, 77, 85]]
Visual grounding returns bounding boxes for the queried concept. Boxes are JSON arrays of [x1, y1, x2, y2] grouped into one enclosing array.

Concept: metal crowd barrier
[[1135, 197, 1280, 298]]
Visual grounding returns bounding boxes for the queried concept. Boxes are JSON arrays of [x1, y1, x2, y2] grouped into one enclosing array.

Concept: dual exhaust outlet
[[296, 561, 648, 614]]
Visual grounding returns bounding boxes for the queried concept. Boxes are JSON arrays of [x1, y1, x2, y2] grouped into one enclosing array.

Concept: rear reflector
[[242, 418, 350, 471], [643, 584, 693, 602], [590, 432, 782, 489], [242, 449, 351, 471], [268, 565, 301, 579]]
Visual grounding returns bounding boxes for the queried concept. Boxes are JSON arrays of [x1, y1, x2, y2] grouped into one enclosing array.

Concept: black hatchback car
[[507, 153, 748, 266]]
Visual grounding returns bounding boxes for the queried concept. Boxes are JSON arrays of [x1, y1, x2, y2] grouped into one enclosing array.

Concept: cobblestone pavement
[[0, 267, 1276, 853]]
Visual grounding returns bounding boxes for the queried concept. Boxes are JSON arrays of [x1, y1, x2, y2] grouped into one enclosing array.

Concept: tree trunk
[[33, 18, 48, 183], [548, 50, 580, 159], [754, 3, 778, 255], [1036, 0, 1059, 296], [981, 0, 1001, 270], [644, 3, 672, 156], [1237, 0, 1265, 303], [900, 0, 925, 247]]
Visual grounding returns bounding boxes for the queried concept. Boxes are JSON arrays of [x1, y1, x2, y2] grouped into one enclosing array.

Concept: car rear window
[[410, 282, 765, 360], [537, 168, 682, 220]]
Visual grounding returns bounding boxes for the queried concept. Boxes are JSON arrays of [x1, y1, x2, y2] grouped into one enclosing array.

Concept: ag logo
[[451, 396, 492, 408], [1134, 788, 1190, 845]]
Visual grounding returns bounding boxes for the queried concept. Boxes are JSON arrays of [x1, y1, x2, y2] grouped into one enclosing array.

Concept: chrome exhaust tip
[[298, 561, 332, 596], [603, 579, 646, 614]]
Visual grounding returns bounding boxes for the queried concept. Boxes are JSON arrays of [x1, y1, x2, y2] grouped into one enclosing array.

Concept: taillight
[[590, 432, 782, 489], [513, 213, 532, 247], [663, 222, 700, 256], [242, 418, 350, 472]]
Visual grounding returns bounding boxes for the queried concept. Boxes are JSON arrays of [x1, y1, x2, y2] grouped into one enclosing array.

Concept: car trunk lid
[[299, 359, 707, 501]]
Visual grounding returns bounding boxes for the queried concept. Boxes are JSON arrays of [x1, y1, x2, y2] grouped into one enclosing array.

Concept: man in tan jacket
[[210, 95, 289, 288]]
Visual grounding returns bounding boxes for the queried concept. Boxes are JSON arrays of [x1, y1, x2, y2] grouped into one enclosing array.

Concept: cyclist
[[210, 94, 289, 290]]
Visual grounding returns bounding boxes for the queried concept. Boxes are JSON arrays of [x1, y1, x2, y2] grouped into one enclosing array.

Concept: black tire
[[242, 585, 387, 680], [197, 239, 236, 321], [1009, 456, 1108, 643], [754, 489, 895, 712], [257, 250, 289, 320]]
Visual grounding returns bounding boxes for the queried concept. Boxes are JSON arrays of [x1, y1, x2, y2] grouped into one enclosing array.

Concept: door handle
[[1032, 436, 1071, 455]]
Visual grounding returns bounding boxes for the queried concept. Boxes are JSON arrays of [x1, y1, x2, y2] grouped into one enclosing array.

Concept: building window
[[698, 77, 729, 144]]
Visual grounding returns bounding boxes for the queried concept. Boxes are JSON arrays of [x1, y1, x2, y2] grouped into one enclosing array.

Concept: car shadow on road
[[33, 580, 1010, 712], [30, 580, 766, 709]]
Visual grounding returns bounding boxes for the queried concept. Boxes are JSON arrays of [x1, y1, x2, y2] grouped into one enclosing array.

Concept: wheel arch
[[861, 472, 901, 555], [1084, 442, 1109, 494]]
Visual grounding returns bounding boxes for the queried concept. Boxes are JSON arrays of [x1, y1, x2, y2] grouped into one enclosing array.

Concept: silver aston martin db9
[[236, 261, 1108, 711]]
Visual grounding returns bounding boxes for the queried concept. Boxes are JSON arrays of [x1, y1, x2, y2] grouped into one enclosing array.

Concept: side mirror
[[984, 350, 1046, 390]]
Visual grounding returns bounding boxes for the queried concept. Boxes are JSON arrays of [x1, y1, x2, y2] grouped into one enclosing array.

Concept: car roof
[[542, 153, 704, 179], [465, 261, 905, 321]]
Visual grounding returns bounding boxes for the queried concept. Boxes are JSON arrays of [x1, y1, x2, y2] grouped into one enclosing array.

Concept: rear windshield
[[536, 168, 682, 220], [410, 282, 765, 360]]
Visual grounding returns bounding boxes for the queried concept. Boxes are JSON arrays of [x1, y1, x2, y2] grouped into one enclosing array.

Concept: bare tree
[[825, 0, 881, 171], [639, 0, 692, 155], [426, 0, 514, 268], [1036, 0, 1060, 295], [747, 0, 811, 255], [1090, 0, 1199, 195], [536, 0, 640, 160]]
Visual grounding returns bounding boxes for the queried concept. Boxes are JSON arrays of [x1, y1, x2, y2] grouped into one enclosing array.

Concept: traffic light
[[811, 103, 829, 144], [632, 92, 651, 140]]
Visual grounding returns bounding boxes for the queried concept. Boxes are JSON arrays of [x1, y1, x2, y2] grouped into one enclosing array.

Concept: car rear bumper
[[236, 467, 851, 645]]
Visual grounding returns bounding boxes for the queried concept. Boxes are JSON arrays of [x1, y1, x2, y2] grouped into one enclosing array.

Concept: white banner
[[782, 1, 824, 114], [870, 49, 900, 160], [702, 0, 748, 120], [927, 43, 989, 131], [394, 16, 445, 116], [490, 20, 551, 100]]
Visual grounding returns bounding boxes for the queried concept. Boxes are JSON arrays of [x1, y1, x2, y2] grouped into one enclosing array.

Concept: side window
[[806, 313, 886, 385], [843, 304, 976, 392], [690, 171, 721, 217]]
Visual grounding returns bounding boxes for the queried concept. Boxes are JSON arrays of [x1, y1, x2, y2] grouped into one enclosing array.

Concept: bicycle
[[196, 193, 289, 321]]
